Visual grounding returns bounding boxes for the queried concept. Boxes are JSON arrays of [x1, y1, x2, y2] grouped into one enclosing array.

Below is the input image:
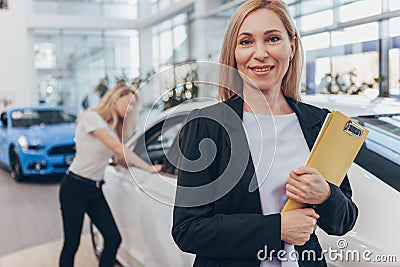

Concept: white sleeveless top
[[243, 111, 310, 267]]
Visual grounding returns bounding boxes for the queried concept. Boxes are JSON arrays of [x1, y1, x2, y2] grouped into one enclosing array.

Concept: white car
[[91, 95, 400, 267]]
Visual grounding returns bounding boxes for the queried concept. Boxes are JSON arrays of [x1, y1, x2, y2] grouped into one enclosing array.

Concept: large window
[[33, 0, 138, 19], [389, 49, 400, 97], [339, 0, 382, 23], [390, 17, 400, 37], [34, 43, 57, 69], [31, 0, 400, 102], [331, 22, 379, 47], [188, 15, 228, 63], [389, 0, 400, 11], [301, 10, 333, 32], [34, 29, 139, 113], [150, 0, 183, 15], [302, 32, 330, 51], [152, 13, 189, 71], [315, 52, 379, 96]]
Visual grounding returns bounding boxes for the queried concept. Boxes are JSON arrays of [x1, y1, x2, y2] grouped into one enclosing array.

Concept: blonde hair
[[218, 0, 303, 101], [92, 82, 140, 141]]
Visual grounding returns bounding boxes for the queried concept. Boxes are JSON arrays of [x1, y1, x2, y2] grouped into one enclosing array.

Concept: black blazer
[[172, 95, 358, 267]]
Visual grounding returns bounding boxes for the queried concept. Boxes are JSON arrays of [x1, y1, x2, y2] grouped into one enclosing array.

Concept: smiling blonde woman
[[172, 1, 358, 267]]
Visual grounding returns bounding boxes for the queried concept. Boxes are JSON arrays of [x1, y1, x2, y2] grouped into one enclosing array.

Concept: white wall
[[0, 0, 37, 108]]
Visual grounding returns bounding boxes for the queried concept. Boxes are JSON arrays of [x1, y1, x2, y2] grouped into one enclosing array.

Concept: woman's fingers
[[286, 166, 330, 205], [301, 208, 320, 219], [281, 208, 319, 245], [293, 166, 319, 175]]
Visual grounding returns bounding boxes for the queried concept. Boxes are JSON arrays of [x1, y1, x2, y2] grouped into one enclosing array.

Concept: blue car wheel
[[10, 148, 25, 182]]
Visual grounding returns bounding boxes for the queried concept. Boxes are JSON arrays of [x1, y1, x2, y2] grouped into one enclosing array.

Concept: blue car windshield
[[11, 109, 76, 127]]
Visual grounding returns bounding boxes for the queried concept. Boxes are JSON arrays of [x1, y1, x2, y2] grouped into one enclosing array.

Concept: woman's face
[[234, 8, 295, 93], [115, 92, 136, 118]]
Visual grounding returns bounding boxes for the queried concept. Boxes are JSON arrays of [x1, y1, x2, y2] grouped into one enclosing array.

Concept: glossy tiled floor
[[0, 235, 98, 267], [0, 169, 98, 266]]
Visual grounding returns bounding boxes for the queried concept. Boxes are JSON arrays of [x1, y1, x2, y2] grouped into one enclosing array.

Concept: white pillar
[[0, 0, 37, 107], [138, 27, 155, 105]]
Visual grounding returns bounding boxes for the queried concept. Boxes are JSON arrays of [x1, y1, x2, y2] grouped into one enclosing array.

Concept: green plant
[[319, 71, 384, 95], [320, 72, 346, 94], [95, 76, 109, 98], [163, 65, 199, 110]]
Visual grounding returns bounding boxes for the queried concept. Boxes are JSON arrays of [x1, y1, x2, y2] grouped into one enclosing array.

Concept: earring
[[289, 56, 293, 62]]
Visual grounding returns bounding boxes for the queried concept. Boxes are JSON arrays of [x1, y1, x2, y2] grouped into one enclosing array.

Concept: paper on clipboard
[[281, 111, 369, 212]]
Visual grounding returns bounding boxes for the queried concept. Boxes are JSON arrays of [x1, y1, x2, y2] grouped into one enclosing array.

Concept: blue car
[[0, 106, 76, 181]]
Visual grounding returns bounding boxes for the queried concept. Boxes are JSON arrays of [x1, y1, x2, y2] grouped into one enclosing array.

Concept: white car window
[[147, 123, 182, 151], [133, 115, 187, 173]]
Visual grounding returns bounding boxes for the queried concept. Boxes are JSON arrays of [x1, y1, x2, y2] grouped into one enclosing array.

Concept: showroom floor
[[0, 235, 98, 267], [0, 169, 98, 266]]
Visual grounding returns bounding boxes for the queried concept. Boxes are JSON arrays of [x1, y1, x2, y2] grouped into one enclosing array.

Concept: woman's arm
[[286, 166, 358, 235], [91, 128, 161, 173], [313, 177, 358, 235]]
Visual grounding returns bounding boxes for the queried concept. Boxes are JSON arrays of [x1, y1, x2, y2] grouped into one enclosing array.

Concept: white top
[[69, 110, 119, 181], [243, 112, 310, 267]]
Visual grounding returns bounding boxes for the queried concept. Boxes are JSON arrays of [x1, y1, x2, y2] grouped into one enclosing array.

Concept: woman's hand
[[91, 128, 163, 174], [286, 166, 331, 205], [281, 208, 319, 246], [144, 164, 163, 173], [152, 164, 163, 173]]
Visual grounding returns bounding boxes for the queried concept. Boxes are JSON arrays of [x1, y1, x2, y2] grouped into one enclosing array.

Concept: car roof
[[302, 94, 400, 117], [143, 99, 217, 129], [126, 95, 400, 145], [4, 106, 67, 113], [142, 95, 400, 131], [155, 95, 400, 119], [158, 99, 217, 117]]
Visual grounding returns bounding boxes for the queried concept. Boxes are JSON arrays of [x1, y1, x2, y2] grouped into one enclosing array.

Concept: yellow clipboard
[[281, 111, 369, 212]]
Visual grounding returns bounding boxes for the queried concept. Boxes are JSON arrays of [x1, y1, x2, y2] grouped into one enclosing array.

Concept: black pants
[[59, 173, 121, 267]]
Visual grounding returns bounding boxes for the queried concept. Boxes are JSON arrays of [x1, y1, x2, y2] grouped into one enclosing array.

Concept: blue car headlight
[[18, 136, 29, 150], [18, 136, 44, 150]]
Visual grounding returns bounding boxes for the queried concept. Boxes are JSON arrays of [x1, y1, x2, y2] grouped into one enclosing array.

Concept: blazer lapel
[[221, 96, 260, 199], [286, 97, 328, 150]]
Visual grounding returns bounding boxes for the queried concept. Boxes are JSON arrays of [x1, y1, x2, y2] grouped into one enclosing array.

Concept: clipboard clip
[[344, 121, 364, 138]]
